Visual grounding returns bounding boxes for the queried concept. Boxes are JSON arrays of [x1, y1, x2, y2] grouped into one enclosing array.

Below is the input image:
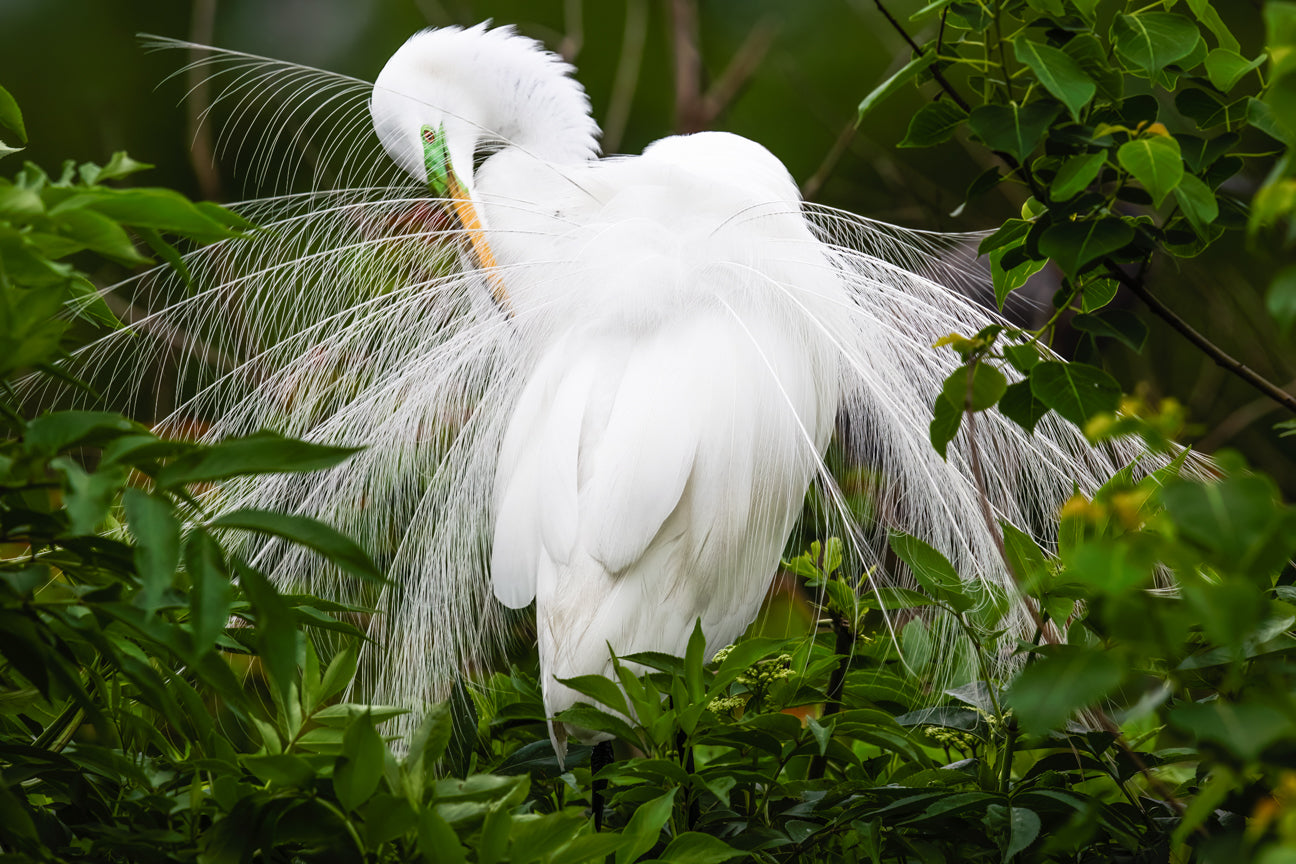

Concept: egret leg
[[591, 740, 614, 831]]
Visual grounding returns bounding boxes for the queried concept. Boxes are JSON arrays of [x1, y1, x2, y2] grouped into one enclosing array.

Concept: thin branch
[[698, 18, 779, 127], [872, 0, 969, 112], [801, 119, 858, 201], [669, 0, 704, 133], [186, 0, 221, 201], [602, 0, 648, 153], [1105, 262, 1296, 415]]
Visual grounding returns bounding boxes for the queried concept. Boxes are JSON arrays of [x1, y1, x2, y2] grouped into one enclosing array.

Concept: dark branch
[[1105, 262, 1296, 415]]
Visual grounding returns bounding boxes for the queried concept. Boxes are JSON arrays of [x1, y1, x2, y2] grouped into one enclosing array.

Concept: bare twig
[[698, 18, 779, 126], [872, 0, 969, 112], [558, 0, 584, 63], [801, 119, 858, 201], [186, 0, 221, 201], [602, 0, 648, 153], [669, 0, 704, 133]]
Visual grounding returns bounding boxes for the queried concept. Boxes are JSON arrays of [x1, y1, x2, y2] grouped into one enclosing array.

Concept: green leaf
[[361, 794, 418, 846], [977, 219, 1031, 256], [0, 84, 26, 144], [1185, 0, 1241, 53], [1038, 218, 1134, 279], [1013, 39, 1096, 122], [899, 100, 967, 148], [320, 641, 360, 703], [478, 803, 511, 864], [1117, 135, 1184, 207], [52, 208, 152, 265], [967, 101, 1062, 162], [1267, 264, 1296, 334], [858, 51, 935, 121], [153, 431, 359, 488], [1111, 12, 1202, 79], [81, 151, 153, 186], [334, 712, 387, 811], [615, 788, 676, 864], [984, 805, 1042, 862], [941, 363, 1007, 413], [651, 832, 742, 864], [23, 410, 140, 455], [1170, 700, 1293, 761], [888, 532, 975, 613], [990, 244, 1047, 308], [1062, 538, 1156, 595], [1172, 173, 1220, 240], [1072, 310, 1149, 352], [1007, 646, 1124, 735], [1062, 34, 1123, 104], [185, 530, 234, 655], [557, 674, 630, 717], [64, 187, 239, 242], [929, 392, 962, 459], [1161, 474, 1296, 575], [1029, 361, 1121, 427], [418, 807, 468, 864], [243, 753, 316, 788], [209, 508, 383, 584], [1049, 151, 1107, 201], [998, 380, 1049, 434], [1204, 48, 1265, 93], [49, 457, 126, 535], [236, 562, 298, 705]]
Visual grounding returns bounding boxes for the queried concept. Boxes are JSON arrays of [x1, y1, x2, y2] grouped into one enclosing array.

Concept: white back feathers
[[38, 24, 1162, 750]]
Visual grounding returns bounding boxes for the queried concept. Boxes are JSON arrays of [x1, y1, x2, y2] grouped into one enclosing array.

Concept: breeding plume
[[47, 25, 1143, 749]]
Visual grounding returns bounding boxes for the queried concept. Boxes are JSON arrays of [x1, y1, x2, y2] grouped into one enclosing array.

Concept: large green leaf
[[1049, 151, 1107, 202], [858, 51, 935, 121], [1111, 12, 1202, 78], [1013, 39, 1096, 121], [941, 362, 1007, 413], [124, 489, 180, 615], [967, 101, 1062, 162], [1037, 218, 1134, 278], [153, 432, 358, 488], [1028, 361, 1121, 426], [1204, 48, 1265, 93], [889, 532, 975, 613], [899, 100, 967, 148], [615, 788, 676, 864], [1185, 0, 1239, 51], [334, 712, 387, 811], [1173, 172, 1220, 239], [0, 84, 26, 144], [209, 508, 383, 583], [1117, 135, 1184, 206], [1007, 646, 1124, 734]]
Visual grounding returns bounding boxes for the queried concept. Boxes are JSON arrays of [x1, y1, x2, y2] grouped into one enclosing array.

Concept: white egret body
[[38, 24, 1171, 751]]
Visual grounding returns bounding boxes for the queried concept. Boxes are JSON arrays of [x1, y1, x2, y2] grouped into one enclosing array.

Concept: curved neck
[[371, 25, 601, 184]]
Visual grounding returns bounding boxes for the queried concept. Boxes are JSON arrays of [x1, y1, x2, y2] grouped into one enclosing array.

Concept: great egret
[[43, 24, 1164, 753]]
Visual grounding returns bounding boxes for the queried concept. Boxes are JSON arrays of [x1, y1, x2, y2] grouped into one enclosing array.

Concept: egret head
[[369, 24, 600, 200]]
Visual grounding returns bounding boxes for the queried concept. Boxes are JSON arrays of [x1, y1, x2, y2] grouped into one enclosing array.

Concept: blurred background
[[1, 0, 1291, 489]]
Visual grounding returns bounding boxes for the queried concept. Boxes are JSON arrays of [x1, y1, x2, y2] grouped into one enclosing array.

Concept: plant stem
[[872, 0, 969, 111]]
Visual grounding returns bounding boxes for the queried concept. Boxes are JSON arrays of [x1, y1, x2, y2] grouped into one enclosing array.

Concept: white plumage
[[40, 24, 1160, 751]]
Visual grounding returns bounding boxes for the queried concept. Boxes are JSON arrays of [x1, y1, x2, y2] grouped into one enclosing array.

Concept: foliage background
[[0, 0, 1291, 489]]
